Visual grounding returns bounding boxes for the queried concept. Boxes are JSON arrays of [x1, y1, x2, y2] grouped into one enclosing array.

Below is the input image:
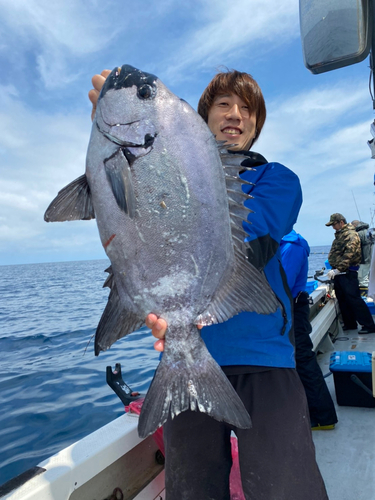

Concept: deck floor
[[314, 323, 375, 500]]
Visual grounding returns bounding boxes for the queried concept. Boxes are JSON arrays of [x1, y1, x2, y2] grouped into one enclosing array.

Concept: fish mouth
[[98, 122, 156, 150], [96, 120, 158, 152], [97, 119, 156, 166]]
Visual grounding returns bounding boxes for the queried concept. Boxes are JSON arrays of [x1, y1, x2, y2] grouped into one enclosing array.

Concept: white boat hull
[[1, 413, 165, 500]]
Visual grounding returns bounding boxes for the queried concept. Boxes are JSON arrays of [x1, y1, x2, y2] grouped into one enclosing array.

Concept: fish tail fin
[[138, 333, 251, 438]]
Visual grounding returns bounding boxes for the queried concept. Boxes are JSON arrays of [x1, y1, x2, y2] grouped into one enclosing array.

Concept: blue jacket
[[201, 152, 302, 369], [280, 230, 310, 298]]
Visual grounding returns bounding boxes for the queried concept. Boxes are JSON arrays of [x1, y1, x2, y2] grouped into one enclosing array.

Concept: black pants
[[294, 292, 338, 427], [334, 271, 375, 329], [163, 369, 328, 500]]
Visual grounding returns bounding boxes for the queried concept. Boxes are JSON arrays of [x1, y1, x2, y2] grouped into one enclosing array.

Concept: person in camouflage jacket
[[328, 220, 361, 272], [326, 213, 375, 334]]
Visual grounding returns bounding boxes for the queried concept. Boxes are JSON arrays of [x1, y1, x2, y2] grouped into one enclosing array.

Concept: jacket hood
[[281, 229, 310, 255], [354, 221, 369, 232]]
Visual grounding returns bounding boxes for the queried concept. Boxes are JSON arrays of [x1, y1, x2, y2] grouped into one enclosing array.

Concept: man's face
[[332, 221, 344, 232], [207, 93, 257, 151]]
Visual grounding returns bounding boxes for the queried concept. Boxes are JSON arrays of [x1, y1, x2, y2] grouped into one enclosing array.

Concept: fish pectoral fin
[[195, 245, 279, 326], [44, 175, 95, 222], [104, 149, 136, 218], [94, 282, 143, 355], [137, 329, 252, 438]]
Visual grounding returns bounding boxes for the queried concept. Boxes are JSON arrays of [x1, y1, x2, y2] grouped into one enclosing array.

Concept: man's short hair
[[351, 220, 360, 227], [197, 70, 266, 146]]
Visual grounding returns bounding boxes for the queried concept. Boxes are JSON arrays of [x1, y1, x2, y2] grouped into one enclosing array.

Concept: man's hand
[[327, 269, 340, 279], [145, 314, 168, 352], [145, 313, 203, 352], [88, 69, 111, 121]]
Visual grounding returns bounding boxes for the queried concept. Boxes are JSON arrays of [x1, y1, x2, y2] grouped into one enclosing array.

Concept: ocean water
[[308, 245, 331, 277], [0, 247, 330, 486], [0, 259, 160, 485]]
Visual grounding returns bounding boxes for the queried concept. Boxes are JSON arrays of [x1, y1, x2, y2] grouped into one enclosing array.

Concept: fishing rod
[[352, 190, 362, 221]]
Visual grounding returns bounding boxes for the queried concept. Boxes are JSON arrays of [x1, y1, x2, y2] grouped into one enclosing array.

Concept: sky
[[1, 0, 375, 266]]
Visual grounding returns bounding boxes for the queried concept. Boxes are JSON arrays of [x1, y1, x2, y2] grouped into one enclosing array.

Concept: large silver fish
[[45, 64, 279, 438]]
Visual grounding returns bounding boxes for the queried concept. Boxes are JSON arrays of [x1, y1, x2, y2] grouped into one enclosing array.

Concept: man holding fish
[[88, 68, 328, 499]]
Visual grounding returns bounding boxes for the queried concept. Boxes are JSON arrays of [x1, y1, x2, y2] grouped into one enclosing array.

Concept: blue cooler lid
[[305, 280, 318, 293], [329, 351, 372, 373]]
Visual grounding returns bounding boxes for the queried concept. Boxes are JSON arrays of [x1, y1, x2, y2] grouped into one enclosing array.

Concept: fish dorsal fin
[[195, 148, 278, 324], [44, 174, 95, 222], [95, 279, 143, 355], [104, 148, 136, 218], [220, 149, 255, 253], [195, 245, 279, 325]]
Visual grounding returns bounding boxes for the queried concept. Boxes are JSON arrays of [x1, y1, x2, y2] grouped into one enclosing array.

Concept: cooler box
[[329, 351, 375, 408], [305, 280, 318, 294], [362, 297, 375, 314]]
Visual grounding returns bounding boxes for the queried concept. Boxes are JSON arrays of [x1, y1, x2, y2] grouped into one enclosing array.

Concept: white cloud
[[163, 0, 299, 81], [260, 82, 369, 153], [0, 221, 41, 242], [258, 80, 371, 177], [256, 78, 375, 245], [0, 0, 102, 53], [0, 84, 89, 179], [0, 84, 93, 258], [0, 0, 122, 88], [0, 0, 301, 90], [0, 190, 40, 212]]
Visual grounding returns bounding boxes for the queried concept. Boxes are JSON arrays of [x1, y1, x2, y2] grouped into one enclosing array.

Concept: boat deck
[[314, 325, 375, 500]]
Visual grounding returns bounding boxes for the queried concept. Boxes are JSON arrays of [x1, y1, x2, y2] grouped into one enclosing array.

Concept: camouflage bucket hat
[[326, 213, 345, 226]]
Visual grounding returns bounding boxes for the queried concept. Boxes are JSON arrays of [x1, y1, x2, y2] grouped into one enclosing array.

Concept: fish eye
[[138, 84, 154, 99]]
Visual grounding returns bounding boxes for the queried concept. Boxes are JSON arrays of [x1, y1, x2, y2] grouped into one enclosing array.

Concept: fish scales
[[44, 64, 280, 437], [87, 79, 234, 322]]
